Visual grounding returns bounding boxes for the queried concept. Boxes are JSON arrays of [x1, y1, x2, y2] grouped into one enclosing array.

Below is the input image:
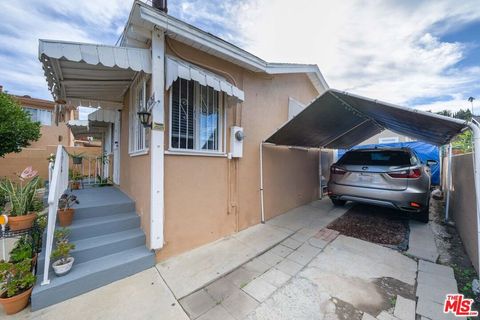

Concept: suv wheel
[[331, 199, 346, 206]]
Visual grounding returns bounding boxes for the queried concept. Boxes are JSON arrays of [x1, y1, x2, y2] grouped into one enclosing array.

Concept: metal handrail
[[41, 145, 69, 285]]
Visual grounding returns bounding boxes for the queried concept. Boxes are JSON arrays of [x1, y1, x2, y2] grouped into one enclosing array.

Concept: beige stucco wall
[[0, 95, 104, 180], [0, 146, 101, 181], [119, 92, 152, 246], [449, 153, 478, 272], [152, 39, 322, 261]]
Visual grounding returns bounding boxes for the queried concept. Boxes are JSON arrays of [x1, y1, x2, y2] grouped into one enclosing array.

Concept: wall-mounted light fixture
[[137, 110, 152, 128]]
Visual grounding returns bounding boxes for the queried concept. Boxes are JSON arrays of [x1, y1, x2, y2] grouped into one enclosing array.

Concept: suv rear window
[[338, 150, 413, 166]]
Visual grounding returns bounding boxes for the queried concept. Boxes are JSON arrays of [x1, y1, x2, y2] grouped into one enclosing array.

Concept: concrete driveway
[[5, 199, 458, 320], [177, 201, 458, 320]]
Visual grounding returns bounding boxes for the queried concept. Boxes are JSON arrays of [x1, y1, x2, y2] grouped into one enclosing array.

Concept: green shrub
[[9, 236, 33, 264], [0, 259, 36, 298]]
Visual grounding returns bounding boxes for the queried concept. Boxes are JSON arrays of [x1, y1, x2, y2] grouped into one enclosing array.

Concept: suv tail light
[[331, 166, 346, 175], [387, 168, 421, 179]]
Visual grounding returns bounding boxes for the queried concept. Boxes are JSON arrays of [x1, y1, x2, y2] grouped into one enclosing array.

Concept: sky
[[1, 0, 479, 114]]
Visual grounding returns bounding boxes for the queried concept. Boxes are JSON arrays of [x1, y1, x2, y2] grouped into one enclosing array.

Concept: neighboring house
[[33, 0, 329, 308], [2, 87, 73, 148], [0, 86, 102, 180], [359, 129, 414, 145]]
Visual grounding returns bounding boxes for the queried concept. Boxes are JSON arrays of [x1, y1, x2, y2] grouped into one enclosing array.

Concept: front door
[[103, 123, 113, 180], [113, 110, 121, 185]]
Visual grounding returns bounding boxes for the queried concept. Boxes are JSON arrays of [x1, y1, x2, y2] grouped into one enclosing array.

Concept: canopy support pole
[[319, 148, 323, 199], [469, 121, 480, 278], [445, 143, 452, 222], [260, 142, 265, 223]]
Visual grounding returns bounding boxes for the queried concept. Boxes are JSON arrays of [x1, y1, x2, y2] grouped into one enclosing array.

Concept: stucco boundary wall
[[0, 146, 102, 182], [448, 153, 478, 272]]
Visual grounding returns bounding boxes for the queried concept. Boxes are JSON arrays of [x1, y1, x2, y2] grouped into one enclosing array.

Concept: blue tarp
[[337, 141, 440, 185]]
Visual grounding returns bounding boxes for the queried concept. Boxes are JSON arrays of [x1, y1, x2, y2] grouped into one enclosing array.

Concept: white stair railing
[[41, 145, 69, 285]]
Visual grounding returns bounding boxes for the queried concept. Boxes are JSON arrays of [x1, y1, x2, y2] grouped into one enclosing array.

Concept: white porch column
[[150, 28, 165, 249]]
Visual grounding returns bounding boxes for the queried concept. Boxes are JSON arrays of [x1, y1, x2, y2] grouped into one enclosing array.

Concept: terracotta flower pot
[[8, 212, 37, 231], [71, 181, 80, 190], [57, 208, 75, 227], [0, 286, 33, 315]]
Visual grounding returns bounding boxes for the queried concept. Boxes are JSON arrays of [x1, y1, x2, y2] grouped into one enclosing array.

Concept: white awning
[[39, 40, 152, 108], [88, 109, 116, 124], [166, 56, 244, 102], [67, 119, 108, 139]]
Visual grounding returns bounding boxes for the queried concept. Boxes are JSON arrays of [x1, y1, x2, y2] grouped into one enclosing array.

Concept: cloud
[[1, 0, 479, 115], [222, 0, 480, 110], [0, 0, 131, 99]]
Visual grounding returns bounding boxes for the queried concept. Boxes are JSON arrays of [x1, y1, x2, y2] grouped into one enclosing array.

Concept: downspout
[[468, 120, 480, 277], [260, 142, 265, 223]]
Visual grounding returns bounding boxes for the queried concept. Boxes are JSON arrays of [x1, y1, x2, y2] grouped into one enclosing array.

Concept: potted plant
[[96, 175, 113, 187], [51, 228, 75, 276], [0, 259, 36, 315], [9, 235, 35, 267], [70, 152, 84, 165], [57, 193, 79, 227], [0, 167, 41, 231], [69, 170, 82, 190], [46, 153, 55, 163]]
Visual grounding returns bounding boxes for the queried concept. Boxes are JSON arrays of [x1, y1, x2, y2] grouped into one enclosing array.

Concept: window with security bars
[[129, 75, 149, 154], [170, 79, 224, 152]]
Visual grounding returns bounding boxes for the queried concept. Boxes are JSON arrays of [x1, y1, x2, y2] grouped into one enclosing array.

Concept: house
[[0, 86, 101, 180], [32, 0, 330, 308], [32, 1, 473, 310], [40, 0, 328, 258]]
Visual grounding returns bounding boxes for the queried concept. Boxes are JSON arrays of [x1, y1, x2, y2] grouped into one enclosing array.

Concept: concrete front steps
[[31, 187, 155, 311]]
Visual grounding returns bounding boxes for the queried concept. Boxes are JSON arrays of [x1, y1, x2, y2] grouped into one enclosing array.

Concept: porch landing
[[156, 199, 348, 299]]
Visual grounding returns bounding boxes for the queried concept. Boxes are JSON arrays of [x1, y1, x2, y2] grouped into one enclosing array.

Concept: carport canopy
[[266, 89, 468, 149]]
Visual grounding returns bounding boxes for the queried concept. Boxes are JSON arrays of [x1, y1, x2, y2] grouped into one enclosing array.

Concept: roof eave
[[124, 1, 329, 93]]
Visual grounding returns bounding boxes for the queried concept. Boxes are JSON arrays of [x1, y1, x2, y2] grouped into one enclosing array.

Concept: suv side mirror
[[426, 160, 438, 166]]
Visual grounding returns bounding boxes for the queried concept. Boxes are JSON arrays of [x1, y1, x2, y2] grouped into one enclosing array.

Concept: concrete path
[[157, 199, 347, 299], [156, 223, 292, 299], [415, 260, 458, 320], [406, 221, 439, 263], [179, 228, 420, 320], [6, 268, 189, 320]]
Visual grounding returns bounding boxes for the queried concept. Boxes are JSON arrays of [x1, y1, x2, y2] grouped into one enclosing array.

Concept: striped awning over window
[[166, 56, 244, 102]]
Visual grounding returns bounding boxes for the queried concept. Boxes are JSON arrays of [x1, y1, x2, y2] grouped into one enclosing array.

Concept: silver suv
[[327, 148, 436, 222]]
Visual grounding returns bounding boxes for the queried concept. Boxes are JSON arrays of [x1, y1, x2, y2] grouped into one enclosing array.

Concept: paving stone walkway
[[178, 227, 340, 319], [179, 222, 460, 320], [406, 221, 439, 263], [415, 260, 458, 320]]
